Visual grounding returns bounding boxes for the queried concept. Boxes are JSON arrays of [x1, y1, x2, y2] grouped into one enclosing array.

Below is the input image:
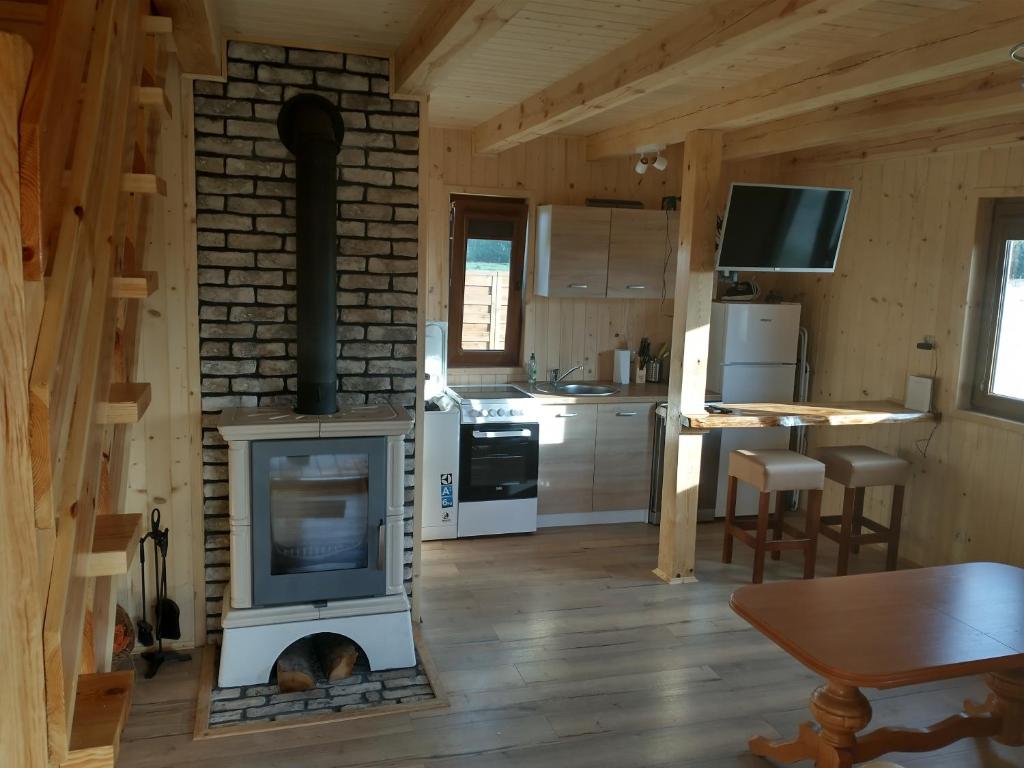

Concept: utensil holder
[[647, 360, 661, 383]]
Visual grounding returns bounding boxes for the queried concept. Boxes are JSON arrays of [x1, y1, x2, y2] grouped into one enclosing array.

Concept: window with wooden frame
[[448, 195, 528, 367], [972, 199, 1024, 422]]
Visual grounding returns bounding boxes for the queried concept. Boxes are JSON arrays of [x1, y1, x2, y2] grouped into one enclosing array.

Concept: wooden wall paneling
[[0, 29, 48, 768], [426, 128, 680, 386], [181, 70, 207, 647], [762, 142, 1024, 571], [412, 99, 429, 623], [120, 55, 199, 651]]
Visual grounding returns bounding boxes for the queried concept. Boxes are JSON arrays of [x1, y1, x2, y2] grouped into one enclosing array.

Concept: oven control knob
[[487, 409, 496, 417], [497, 408, 506, 417], [510, 409, 521, 416]]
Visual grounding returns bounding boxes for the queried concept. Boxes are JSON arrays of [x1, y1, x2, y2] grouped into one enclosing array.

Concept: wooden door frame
[[441, 183, 540, 375], [447, 194, 529, 368]]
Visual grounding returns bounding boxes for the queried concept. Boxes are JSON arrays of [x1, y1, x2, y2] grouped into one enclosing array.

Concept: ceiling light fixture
[[635, 155, 650, 174], [652, 152, 668, 172]]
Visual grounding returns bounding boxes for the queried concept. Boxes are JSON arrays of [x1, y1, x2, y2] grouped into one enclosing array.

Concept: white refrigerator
[[707, 302, 801, 518]]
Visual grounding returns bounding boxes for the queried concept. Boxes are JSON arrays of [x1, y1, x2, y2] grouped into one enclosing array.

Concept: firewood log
[[276, 636, 317, 692], [313, 634, 359, 682]]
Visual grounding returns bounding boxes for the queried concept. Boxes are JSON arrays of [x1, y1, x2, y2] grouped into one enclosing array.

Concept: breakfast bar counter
[[681, 400, 937, 430]]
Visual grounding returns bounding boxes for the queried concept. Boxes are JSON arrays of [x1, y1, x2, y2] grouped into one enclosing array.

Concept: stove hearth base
[[218, 583, 415, 688]]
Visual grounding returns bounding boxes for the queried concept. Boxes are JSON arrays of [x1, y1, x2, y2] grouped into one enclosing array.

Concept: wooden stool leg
[[771, 492, 785, 561], [752, 491, 771, 584], [803, 489, 821, 580], [887, 485, 905, 571], [722, 475, 738, 564], [850, 487, 865, 554], [837, 486, 856, 576]]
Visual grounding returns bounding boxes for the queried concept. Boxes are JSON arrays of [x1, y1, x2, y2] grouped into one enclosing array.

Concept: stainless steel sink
[[535, 383, 620, 396]]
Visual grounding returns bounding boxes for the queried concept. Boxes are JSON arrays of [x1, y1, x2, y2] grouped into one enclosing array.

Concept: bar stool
[[814, 445, 910, 576], [722, 449, 825, 584]]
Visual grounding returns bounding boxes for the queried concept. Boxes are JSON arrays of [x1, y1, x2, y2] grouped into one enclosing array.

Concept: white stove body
[[449, 385, 540, 538], [215, 404, 416, 687]]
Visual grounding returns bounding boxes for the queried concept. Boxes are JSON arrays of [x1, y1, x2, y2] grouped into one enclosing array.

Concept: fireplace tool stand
[[138, 508, 191, 679]]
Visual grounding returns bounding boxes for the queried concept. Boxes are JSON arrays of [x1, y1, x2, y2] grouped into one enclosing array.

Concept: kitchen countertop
[[516, 381, 669, 405]]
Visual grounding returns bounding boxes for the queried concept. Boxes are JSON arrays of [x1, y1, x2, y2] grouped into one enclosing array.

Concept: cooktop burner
[[449, 385, 532, 400]]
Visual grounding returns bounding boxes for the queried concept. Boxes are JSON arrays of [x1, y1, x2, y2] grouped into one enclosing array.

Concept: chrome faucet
[[551, 363, 584, 385]]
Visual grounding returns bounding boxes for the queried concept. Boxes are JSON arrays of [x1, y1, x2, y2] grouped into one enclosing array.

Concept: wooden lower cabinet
[[538, 401, 657, 518], [593, 402, 656, 511], [538, 404, 597, 515]]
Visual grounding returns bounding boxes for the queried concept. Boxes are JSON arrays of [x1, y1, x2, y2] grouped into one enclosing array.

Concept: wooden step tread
[[87, 513, 142, 577], [121, 172, 166, 196], [96, 382, 151, 424], [111, 270, 158, 299], [61, 671, 134, 768]]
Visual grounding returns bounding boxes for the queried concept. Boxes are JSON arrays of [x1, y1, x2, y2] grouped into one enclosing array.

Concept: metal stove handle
[[472, 430, 531, 438], [376, 521, 385, 571]]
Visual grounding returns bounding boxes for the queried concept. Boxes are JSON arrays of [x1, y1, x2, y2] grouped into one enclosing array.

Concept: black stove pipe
[[277, 94, 344, 415]]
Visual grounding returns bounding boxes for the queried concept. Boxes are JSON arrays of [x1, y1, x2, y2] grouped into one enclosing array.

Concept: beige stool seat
[[730, 449, 826, 492], [816, 445, 910, 488], [722, 449, 825, 584], [813, 444, 909, 575]]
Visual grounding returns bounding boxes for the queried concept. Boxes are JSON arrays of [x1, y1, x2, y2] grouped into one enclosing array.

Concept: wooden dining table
[[730, 562, 1024, 767]]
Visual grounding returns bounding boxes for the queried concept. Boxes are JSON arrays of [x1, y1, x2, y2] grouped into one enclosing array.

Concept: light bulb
[[634, 156, 649, 174], [653, 153, 668, 171]]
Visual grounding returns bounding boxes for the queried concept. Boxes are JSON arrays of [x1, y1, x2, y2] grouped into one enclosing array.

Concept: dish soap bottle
[[527, 352, 538, 385]]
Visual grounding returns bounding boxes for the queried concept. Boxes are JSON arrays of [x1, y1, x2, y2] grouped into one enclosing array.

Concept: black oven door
[[459, 423, 539, 502]]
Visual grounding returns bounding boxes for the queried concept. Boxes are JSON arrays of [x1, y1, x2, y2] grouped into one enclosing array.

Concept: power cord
[[914, 346, 940, 458]]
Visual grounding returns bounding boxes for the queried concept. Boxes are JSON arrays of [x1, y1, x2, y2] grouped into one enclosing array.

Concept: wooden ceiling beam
[[473, 0, 870, 155], [724, 67, 1024, 160], [587, 0, 1024, 160], [151, 0, 221, 77], [393, 0, 527, 99], [781, 111, 1024, 167]]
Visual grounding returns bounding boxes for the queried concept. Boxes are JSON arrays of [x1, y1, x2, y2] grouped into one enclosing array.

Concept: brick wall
[[194, 42, 419, 637]]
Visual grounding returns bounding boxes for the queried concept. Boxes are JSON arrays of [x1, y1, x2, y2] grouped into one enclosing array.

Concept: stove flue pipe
[[277, 94, 344, 415]]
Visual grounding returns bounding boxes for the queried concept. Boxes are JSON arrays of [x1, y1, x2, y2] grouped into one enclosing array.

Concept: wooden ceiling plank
[[473, 0, 872, 154], [587, 0, 1024, 159], [150, 0, 220, 76], [393, 0, 528, 99], [782, 111, 1024, 167], [724, 67, 1024, 160]]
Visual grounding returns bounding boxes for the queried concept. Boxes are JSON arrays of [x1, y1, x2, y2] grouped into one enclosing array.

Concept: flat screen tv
[[716, 183, 852, 273]]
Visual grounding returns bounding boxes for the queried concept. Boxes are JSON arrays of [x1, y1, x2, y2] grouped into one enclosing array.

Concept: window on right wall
[[973, 199, 1024, 422]]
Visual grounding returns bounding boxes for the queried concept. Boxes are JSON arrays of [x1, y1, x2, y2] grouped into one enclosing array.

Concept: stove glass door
[[459, 422, 539, 502], [250, 436, 387, 606]]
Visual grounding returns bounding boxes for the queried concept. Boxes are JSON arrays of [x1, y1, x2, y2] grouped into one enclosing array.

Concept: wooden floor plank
[[118, 522, 1024, 767]]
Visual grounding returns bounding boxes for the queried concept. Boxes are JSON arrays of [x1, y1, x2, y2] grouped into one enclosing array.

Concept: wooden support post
[[0, 31, 49, 768], [656, 130, 722, 584]]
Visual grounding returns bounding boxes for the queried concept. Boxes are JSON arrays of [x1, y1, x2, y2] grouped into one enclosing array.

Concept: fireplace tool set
[[137, 508, 191, 678]]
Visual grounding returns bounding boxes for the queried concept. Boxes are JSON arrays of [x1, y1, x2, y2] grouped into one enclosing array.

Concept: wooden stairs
[[1, 1, 177, 764]]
